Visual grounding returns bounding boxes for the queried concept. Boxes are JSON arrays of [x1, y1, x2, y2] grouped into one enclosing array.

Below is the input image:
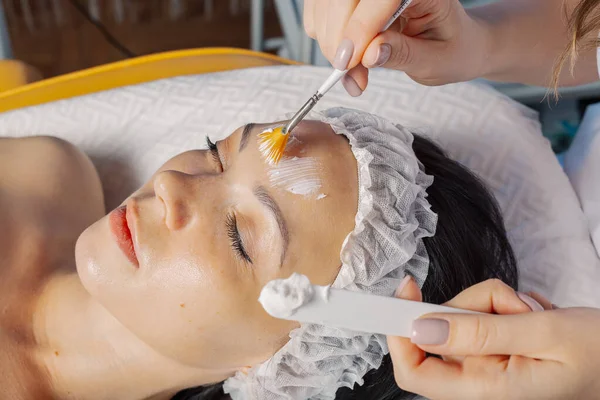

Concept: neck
[[32, 273, 227, 400]]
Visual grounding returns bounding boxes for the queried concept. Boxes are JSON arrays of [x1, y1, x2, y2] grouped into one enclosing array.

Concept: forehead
[[230, 119, 356, 201], [232, 119, 352, 168]]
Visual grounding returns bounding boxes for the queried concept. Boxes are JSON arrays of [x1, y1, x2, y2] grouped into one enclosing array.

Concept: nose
[[153, 170, 195, 231]]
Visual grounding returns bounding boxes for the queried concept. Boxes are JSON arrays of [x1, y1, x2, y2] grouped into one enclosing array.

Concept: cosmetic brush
[[258, 0, 413, 165]]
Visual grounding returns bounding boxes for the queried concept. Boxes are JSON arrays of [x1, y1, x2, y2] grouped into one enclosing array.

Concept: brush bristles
[[258, 126, 289, 165]]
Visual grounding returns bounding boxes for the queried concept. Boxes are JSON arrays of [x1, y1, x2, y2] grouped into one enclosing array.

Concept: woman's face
[[75, 120, 358, 374]]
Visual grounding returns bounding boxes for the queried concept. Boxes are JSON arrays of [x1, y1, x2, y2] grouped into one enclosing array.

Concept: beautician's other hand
[[304, 0, 487, 95], [389, 278, 600, 400]]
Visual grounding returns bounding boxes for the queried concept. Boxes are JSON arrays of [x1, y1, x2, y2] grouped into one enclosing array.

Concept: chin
[[75, 216, 127, 299], [75, 221, 104, 297]]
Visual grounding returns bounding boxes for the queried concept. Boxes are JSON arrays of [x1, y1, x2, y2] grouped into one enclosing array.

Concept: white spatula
[[259, 273, 481, 338]]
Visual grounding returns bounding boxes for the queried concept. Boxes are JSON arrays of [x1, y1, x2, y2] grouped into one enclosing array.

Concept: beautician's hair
[[552, 0, 600, 91], [172, 134, 519, 400]]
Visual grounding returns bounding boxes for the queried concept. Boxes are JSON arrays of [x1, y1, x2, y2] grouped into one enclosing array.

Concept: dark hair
[[172, 134, 519, 400]]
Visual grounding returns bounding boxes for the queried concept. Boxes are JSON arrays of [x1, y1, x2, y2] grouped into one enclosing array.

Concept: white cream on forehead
[[268, 156, 322, 196], [261, 126, 327, 199]]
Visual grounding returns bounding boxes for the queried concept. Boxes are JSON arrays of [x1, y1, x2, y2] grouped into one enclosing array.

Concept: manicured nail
[[517, 292, 544, 312], [412, 318, 449, 345], [341, 75, 363, 97], [371, 43, 392, 67], [333, 39, 354, 70], [395, 275, 412, 297]]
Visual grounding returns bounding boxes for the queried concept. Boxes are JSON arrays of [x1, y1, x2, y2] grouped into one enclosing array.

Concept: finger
[[337, 0, 403, 70], [324, 0, 359, 63], [394, 274, 423, 302], [314, 2, 330, 60], [394, 355, 498, 399], [443, 279, 532, 315], [401, 0, 446, 19], [398, 277, 528, 369], [525, 291, 553, 311], [303, 0, 317, 39], [412, 311, 557, 357], [396, 350, 565, 400], [401, 14, 440, 37], [387, 275, 427, 390], [342, 65, 369, 97], [390, 326, 510, 399], [390, 279, 532, 399], [361, 28, 447, 77]]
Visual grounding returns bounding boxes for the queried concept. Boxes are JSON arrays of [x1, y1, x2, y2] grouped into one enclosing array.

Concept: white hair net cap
[[223, 107, 438, 399]]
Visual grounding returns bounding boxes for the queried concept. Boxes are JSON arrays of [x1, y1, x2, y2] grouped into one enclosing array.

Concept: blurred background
[[1, 0, 599, 154], [0, 0, 285, 77]]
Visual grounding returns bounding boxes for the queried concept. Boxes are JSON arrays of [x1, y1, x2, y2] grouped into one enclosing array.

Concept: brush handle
[[278, 286, 482, 338], [384, 0, 414, 30], [315, 0, 413, 97], [316, 69, 347, 96]]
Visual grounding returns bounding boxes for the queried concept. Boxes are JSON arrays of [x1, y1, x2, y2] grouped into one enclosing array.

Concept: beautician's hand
[[388, 278, 600, 400], [303, 0, 488, 95]]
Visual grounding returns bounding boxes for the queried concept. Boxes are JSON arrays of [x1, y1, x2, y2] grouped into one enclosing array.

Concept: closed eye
[[206, 136, 223, 171], [226, 213, 252, 264]]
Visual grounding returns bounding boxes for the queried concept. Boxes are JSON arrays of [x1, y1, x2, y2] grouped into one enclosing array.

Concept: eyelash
[[208, 138, 249, 264], [226, 213, 253, 264], [206, 137, 223, 170]]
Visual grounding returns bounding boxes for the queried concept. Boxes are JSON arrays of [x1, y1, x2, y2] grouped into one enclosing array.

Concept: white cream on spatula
[[259, 273, 329, 318], [259, 273, 481, 337]]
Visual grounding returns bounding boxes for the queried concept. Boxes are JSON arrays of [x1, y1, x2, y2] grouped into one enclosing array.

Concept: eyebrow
[[253, 185, 289, 267], [239, 123, 255, 153]]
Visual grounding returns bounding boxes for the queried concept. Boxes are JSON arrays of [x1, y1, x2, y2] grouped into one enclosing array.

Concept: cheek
[[121, 263, 284, 368], [107, 246, 234, 364], [123, 259, 230, 366], [77, 222, 295, 368]]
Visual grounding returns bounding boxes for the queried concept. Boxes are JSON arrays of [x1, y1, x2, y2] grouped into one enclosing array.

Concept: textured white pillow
[[0, 65, 598, 307], [565, 103, 600, 259]]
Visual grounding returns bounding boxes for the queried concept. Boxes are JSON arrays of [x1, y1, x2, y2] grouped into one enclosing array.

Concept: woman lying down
[[0, 108, 517, 400]]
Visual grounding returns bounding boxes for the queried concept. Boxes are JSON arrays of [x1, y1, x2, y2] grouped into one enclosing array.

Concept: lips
[[109, 205, 139, 267]]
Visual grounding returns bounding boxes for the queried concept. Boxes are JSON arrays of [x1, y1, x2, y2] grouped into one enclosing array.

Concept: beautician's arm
[[471, 0, 598, 87], [306, 0, 599, 93]]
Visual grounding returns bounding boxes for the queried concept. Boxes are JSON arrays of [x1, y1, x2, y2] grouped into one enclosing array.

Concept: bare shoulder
[[0, 137, 92, 399], [0, 136, 103, 205], [0, 136, 105, 268], [0, 135, 104, 215]]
